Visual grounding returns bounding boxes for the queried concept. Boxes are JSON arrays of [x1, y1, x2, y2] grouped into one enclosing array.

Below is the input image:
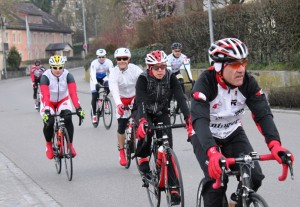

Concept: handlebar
[[145, 123, 186, 131], [212, 152, 294, 189], [52, 112, 83, 126]]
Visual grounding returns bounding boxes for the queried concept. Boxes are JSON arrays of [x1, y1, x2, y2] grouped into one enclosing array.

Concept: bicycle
[[196, 151, 294, 207], [169, 81, 192, 125], [91, 86, 113, 129], [141, 122, 186, 207], [122, 105, 138, 169], [52, 112, 83, 181]]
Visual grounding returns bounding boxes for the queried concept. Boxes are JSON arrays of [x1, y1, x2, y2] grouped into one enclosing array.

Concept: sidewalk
[[0, 152, 60, 207]]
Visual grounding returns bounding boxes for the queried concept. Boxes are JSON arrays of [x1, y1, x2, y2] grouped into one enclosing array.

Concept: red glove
[[117, 104, 124, 116], [136, 118, 148, 140], [185, 115, 194, 139], [268, 140, 294, 164], [207, 146, 225, 180]]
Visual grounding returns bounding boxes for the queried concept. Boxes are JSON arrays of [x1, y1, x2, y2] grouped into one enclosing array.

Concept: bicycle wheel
[[124, 126, 132, 169], [179, 95, 190, 124], [103, 97, 113, 130], [245, 193, 269, 207], [164, 148, 184, 207], [170, 99, 177, 125], [52, 132, 61, 174], [146, 151, 161, 207], [62, 127, 73, 181], [196, 178, 205, 207]]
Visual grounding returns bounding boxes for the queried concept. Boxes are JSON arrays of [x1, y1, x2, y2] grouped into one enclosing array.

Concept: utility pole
[[81, 0, 88, 56], [208, 0, 214, 44], [1, 16, 7, 79]]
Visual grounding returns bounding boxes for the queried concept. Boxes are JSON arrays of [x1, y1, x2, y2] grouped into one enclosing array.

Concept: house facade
[[0, 2, 73, 79]]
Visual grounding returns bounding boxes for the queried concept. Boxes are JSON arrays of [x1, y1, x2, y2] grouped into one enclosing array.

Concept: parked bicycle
[[141, 122, 186, 207], [91, 86, 113, 129], [196, 151, 294, 207], [52, 112, 83, 181]]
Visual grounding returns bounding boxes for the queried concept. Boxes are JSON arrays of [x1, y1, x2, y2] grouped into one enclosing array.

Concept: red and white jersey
[[30, 66, 46, 82]]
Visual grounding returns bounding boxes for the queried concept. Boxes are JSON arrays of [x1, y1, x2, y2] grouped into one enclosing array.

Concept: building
[[0, 2, 73, 79]]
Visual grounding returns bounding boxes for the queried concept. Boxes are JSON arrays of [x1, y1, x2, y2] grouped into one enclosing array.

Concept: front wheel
[[52, 132, 62, 174], [244, 193, 269, 207], [164, 149, 184, 207], [62, 127, 73, 181], [124, 125, 133, 169], [103, 98, 113, 130], [196, 178, 205, 207], [169, 99, 177, 125]]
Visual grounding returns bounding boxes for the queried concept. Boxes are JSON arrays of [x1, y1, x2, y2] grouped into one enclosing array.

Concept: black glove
[[95, 84, 100, 91], [76, 106, 85, 119], [43, 109, 51, 124]]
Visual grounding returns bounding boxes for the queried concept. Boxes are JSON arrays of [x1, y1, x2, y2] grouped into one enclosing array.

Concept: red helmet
[[145, 50, 168, 67]]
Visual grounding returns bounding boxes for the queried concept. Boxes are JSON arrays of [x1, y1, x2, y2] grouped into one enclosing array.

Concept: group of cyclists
[[30, 37, 294, 206]]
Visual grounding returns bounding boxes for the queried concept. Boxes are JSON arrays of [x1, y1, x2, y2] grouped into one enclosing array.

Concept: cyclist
[[40, 55, 85, 160], [190, 37, 294, 207], [108, 47, 143, 166], [30, 60, 46, 109], [90, 49, 113, 124], [133, 50, 194, 205], [167, 42, 193, 94]]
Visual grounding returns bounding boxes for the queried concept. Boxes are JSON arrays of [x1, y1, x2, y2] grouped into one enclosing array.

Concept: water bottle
[[156, 146, 164, 168]]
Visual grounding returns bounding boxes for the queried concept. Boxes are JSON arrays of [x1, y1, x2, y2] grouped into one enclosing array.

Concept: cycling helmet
[[171, 42, 182, 50], [49, 55, 66, 67], [35, 60, 41, 66], [96, 49, 106, 57], [114, 48, 131, 58], [209, 38, 248, 64], [145, 50, 168, 66]]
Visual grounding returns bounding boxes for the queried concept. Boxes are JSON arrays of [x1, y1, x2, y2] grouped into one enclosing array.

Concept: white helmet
[[49, 55, 66, 66], [96, 49, 106, 57], [114, 48, 131, 58]]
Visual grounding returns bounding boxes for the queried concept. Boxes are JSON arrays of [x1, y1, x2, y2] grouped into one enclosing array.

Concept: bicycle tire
[[196, 178, 205, 207], [124, 126, 132, 169], [52, 131, 62, 174], [146, 150, 161, 207], [179, 95, 190, 124], [164, 148, 184, 207], [103, 97, 113, 130], [170, 99, 177, 125], [242, 193, 269, 207], [62, 127, 73, 181]]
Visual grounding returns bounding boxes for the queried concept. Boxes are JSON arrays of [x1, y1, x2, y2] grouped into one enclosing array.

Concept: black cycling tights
[[43, 110, 74, 143]]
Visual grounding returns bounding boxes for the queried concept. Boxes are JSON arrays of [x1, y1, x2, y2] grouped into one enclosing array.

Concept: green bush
[[6, 46, 22, 70], [268, 86, 300, 109]]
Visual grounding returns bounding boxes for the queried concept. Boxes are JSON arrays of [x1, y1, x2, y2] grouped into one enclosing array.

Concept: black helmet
[[35, 60, 41, 66], [171, 42, 182, 50]]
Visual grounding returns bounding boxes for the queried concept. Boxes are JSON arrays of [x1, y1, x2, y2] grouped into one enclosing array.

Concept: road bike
[[196, 151, 294, 207], [52, 112, 83, 181], [141, 122, 186, 207], [169, 81, 192, 125], [91, 86, 113, 129]]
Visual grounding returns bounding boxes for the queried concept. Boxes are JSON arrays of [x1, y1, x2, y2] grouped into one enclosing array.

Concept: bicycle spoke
[[103, 98, 113, 130]]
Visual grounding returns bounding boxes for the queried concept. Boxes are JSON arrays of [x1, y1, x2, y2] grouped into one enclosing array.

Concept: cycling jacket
[[89, 58, 113, 92], [191, 68, 280, 152], [135, 70, 189, 121], [167, 53, 189, 73], [40, 69, 80, 109], [30, 65, 46, 82]]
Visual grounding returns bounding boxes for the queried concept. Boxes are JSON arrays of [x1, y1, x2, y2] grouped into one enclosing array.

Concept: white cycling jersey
[[89, 58, 113, 92], [109, 63, 143, 107], [167, 53, 193, 81]]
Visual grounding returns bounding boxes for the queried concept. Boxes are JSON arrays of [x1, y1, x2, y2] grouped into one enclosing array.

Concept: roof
[[4, 2, 73, 34], [45, 43, 73, 51]]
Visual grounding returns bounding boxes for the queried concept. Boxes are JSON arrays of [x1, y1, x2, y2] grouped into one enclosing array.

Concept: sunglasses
[[225, 59, 248, 69], [51, 66, 63, 70], [151, 64, 167, 71], [174, 49, 181, 53], [116, 57, 129, 61], [98, 56, 105, 59]]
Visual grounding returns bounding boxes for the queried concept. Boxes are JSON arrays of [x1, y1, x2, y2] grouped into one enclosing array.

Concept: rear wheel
[[52, 132, 61, 174], [164, 149, 184, 207], [146, 150, 161, 207], [103, 97, 113, 129], [62, 128, 73, 181]]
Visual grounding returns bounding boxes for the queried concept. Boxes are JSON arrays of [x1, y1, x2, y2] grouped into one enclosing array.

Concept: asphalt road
[[0, 67, 299, 207]]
